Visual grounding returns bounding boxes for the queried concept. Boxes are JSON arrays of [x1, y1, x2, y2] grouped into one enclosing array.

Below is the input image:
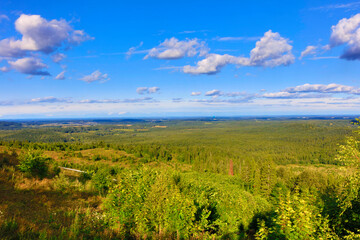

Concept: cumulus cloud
[[144, 37, 208, 60], [0, 14, 91, 76], [0, 14, 91, 58], [299, 46, 317, 59], [11, 14, 91, 53], [52, 53, 66, 63], [8, 57, 50, 75], [329, 14, 360, 60], [249, 30, 294, 67], [55, 70, 65, 80], [191, 91, 201, 96], [183, 54, 250, 75], [0, 38, 27, 58], [136, 87, 160, 94], [80, 70, 109, 83], [183, 30, 294, 75]]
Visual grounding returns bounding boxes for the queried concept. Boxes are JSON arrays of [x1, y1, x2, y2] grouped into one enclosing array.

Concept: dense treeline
[[0, 121, 22, 130], [0, 120, 355, 170]]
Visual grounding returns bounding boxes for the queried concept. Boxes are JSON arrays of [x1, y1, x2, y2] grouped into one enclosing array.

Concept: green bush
[[92, 168, 114, 195], [256, 189, 337, 240], [103, 168, 269, 239], [17, 150, 51, 178]]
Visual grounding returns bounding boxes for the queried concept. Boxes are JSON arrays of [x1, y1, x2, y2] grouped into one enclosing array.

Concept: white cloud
[[144, 37, 208, 60], [191, 91, 201, 96], [136, 87, 160, 94], [79, 97, 154, 103], [262, 92, 328, 99], [148, 86, 160, 93], [136, 87, 149, 95], [263, 83, 360, 99], [0, 14, 9, 22], [55, 70, 65, 80], [299, 46, 317, 59], [183, 30, 294, 75], [329, 14, 360, 60], [309, 56, 338, 60], [249, 30, 294, 67], [3, 93, 360, 118], [69, 30, 93, 45], [0, 38, 27, 58], [311, 2, 360, 11], [80, 70, 109, 83], [0, 14, 92, 58], [205, 89, 223, 96], [214, 36, 260, 41], [225, 91, 248, 97], [8, 57, 49, 75], [183, 54, 250, 75], [263, 92, 298, 98], [126, 41, 143, 59], [172, 98, 183, 102], [284, 83, 360, 94], [0, 66, 10, 72], [30, 96, 69, 103], [52, 53, 66, 63]]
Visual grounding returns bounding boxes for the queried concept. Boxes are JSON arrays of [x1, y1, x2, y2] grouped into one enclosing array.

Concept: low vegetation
[[0, 119, 359, 239]]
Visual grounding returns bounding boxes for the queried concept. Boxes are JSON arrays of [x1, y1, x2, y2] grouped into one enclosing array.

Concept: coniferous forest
[[0, 118, 360, 239]]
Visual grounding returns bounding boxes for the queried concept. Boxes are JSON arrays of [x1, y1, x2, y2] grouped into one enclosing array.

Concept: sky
[[1, 0, 360, 119]]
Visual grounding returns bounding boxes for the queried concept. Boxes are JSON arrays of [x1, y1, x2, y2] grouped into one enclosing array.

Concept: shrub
[[256, 189, 337, 239], [18, 150, 51, 178], [92, 168, 114, 195]]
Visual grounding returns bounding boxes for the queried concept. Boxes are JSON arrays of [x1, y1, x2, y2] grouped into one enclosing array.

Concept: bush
[[18, 150, 51, 178], [92, 168, 114, 195]]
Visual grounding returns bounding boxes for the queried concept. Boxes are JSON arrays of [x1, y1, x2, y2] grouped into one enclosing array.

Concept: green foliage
[[1, 119, 360, 239], [103, 167, 270, 239], [257, 189, 337, 240], [92, 167, 115, 195], [336, 135, 360, 167], [17, 150, 51, 178], [0, 120, 354, 171], [68, 209, 110, 239], [332, 129, 360, 237]]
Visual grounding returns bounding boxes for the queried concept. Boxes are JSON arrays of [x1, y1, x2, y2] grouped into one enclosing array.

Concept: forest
[[0, 118, 360, 239]]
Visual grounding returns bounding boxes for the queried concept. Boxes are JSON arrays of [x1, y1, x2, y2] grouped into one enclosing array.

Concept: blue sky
[[1, 0, 360, 118]]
